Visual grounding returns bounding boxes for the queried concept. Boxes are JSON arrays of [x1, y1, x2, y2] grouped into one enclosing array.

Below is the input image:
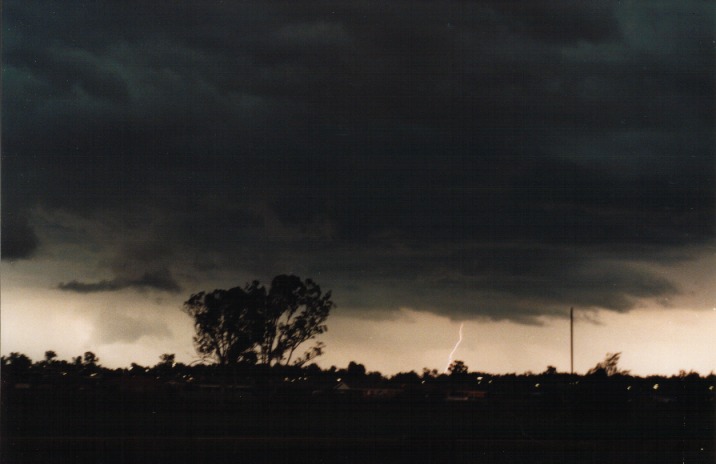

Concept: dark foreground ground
[[3, 389, 714, 463], [6, 436, 713, 464]]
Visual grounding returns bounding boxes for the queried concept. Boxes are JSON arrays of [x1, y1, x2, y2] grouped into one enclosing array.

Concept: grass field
[[3, 389, 714, 463], [5, 436, 713, 464]]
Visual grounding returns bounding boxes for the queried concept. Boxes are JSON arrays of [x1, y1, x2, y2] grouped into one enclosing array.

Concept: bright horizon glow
[[2, 256, 714, 377], [3, 276, 713, 377]]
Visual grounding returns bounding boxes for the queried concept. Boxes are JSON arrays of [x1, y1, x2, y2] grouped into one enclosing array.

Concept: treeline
[[4, 350, 714, 464], [3, 350, 714, 403]]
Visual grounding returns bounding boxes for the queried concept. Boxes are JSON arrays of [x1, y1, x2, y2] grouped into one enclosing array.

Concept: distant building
[[332, 381, 403, 400], [446, 390, 487, 401]]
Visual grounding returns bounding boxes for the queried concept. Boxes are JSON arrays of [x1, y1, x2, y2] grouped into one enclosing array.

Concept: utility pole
[[570, 307, 574, 377]]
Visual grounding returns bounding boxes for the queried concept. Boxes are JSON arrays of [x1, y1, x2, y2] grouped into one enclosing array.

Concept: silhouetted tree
[[391, 371, 421, 384], [1, 352, 32, 373], [184, 284, 264, 365], [588, 352, 629, 376], [346, 361, 367, 378], [258, 275, 334, 367], [44, 350, 58, 364], [184, 274, 334, 367], [83, 351, 99, 366], [422, 368, 439, 379], [303, 363, 323, 378], [158, 353, 176, 367], [130, 363, 146, 375], [448, 360, 468, 376]]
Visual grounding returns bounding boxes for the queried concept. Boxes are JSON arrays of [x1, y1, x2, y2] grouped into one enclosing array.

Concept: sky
[[2, 0, 715, 376]]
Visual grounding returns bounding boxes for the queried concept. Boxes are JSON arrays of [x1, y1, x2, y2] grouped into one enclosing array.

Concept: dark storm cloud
[[58, 269, 181, 294], [4, 1, 713, 320], [483, 1, 621, 44], [279, 241, 680, 323], [1, 214, 39, 260]]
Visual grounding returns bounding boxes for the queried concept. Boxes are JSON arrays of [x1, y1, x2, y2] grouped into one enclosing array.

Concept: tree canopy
[[184, 284, 265, 365], [588, 352, 630, 377], [183, 275, 334, 367]]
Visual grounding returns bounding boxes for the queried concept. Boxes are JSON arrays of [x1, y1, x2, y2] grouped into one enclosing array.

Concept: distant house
[[334, 381, 351, 392], [651, 394, 677, 404], [332, 381, 403, 400], [446, 390, 487, 401]]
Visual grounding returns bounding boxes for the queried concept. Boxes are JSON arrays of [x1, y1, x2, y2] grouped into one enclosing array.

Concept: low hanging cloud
[[58, 269, 181, 294], [309, 242, 683, 324]]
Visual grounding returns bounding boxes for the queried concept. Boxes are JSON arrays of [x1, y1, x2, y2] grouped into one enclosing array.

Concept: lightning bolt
[[444, 322, 464, 373]]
